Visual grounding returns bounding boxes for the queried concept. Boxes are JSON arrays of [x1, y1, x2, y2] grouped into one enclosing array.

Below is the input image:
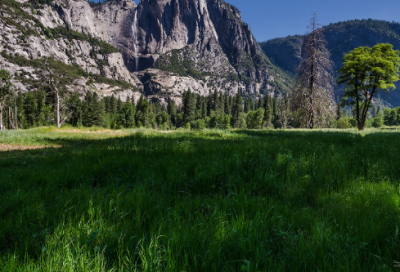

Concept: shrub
[[337, 117, 352, 129]]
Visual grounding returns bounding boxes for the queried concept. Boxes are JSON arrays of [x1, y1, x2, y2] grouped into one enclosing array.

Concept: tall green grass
[[1, 128, 400, 271]]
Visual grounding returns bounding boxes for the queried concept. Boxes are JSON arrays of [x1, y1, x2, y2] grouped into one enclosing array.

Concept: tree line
[[0, 77, 288, 130], [1, 67, 399, 131]]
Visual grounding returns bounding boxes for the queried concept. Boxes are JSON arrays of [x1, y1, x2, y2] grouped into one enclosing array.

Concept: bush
[[191, 119, 206, 130], [337, 117, 352, 129]]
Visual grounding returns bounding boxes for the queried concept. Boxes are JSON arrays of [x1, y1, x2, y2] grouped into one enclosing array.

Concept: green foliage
[[384, 107, 400, 126], [1, 51, 87, 85], [82, 92, 105, 127], [2, 129, 400, 270], [246, 108, 265, 129], [338, 43, 400, 130], [154, 49, 208, 80], [372, 109, 384, 128], [337, 117, 353, 129], [117, 103, 136, 129], [1, 51, 135, 90], [46, 26, 89, 41]]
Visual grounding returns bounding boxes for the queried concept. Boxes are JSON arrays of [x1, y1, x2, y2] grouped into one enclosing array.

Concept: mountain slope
[[0, 0, 292, 105], [0, 0, 141, 101], [260, 19, 400, 106]]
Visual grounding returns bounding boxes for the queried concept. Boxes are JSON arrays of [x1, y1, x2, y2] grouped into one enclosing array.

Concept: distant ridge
[[260, 19, 400, 107]]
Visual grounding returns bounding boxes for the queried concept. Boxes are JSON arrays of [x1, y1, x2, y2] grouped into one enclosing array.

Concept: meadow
[[1, 127, 400, 271]]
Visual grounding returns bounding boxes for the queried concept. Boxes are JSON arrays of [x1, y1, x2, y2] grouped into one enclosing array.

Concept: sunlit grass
[[0, 128, 400, 271]]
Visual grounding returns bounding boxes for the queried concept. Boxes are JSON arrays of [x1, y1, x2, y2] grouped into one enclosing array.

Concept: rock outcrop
[[0, 0, 289, 104]]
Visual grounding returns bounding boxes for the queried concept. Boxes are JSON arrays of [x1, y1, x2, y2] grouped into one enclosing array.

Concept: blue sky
[[133, 0, 400, 42]]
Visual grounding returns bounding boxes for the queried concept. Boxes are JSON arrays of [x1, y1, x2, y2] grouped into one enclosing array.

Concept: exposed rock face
[[0, 0, 139, 101], [1, 0, 288, 104], [131, 0, 272, 85]]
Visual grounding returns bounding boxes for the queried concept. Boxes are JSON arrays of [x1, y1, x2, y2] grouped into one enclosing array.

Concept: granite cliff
[[0, 0, 290, 104]]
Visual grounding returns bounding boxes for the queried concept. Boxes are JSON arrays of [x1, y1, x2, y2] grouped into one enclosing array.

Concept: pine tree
[[224, 94, 230, 115], [207, 92, 213, 116], [183, 90, 196, 124], [82, 92, 94, 127], [104, 96, 110, 113], [195, 94, 203, 120], [93, 93, 105, 126], [257, 96, 263, 109], [110, 95, 117, 114], [117, 97, 123, 113], [213, 90, 219, 112], [36, 90, 47, 126], [167, 98, 177, 126], [232, 90, 243, 127], [263, 94, 271, 126], [16, 93, 25, 129], [117, 103, 135, 128], [219, 93, 224, 115], [136, 95, 149, 127], [69, 93, 83, 127], [272, 96, 278, 126], [336, 103, 343, 120], [202, 96, 207, 119], [24, 91, 37, 128]]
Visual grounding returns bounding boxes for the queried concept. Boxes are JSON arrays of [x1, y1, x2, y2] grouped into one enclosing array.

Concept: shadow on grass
[[1, 129, 400, 270]]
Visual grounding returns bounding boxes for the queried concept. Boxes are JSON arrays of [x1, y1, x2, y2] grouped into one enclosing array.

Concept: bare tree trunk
[[0, 104, 3, 130], [8, 106, 11, 130], [14, 95, 18, 130], [57, 91, 60, 128]]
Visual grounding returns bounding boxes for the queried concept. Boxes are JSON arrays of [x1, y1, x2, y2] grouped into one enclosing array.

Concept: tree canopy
[[338, 43, 400, 130]]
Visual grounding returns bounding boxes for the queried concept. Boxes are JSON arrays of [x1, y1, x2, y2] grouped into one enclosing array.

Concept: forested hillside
[[261, 19, 400, 106]]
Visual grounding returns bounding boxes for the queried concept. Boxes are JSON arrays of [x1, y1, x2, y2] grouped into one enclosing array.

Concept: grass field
[[1, 127, 400, 271]]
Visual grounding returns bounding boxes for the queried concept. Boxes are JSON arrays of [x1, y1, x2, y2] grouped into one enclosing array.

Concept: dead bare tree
[[291, 12, 336, 128]]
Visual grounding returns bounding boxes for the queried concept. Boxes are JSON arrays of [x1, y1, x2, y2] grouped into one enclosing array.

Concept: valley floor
[[1, 127, 400, 271]]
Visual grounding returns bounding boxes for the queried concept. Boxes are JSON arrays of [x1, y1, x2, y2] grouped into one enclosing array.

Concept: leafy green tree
[[338, 43, 400, 130], [156, 111, 170, 129], [337, 117, 352, 129], [223, 115, 231, 129], [372, 108, 384, 128], [246, 108, 265, 129]]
